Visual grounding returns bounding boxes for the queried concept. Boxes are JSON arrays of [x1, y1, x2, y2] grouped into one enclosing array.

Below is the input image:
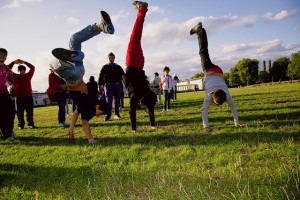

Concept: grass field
[[1, 82, 299, 199]]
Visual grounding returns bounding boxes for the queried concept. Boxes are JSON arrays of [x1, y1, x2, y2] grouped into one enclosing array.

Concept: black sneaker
[[104, 115, 111, 121], [52, 48, 78, 62], [132, 1, 148, 9], [190, 22, 202, 35], [29, 125, 37, 129], [99, 11, 114, 34], [18, 126, 24, 130]]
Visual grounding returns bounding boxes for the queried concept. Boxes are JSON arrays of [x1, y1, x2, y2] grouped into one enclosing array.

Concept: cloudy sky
[[1, 0, 299, 92]]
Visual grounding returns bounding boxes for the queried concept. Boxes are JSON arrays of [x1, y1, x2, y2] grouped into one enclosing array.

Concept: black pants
[[54, 92, 67, 124], [125, 67, 156, 130], [16, 96, 34, 128], [197, 28, 221, 72], [0, 94, 15, 139]]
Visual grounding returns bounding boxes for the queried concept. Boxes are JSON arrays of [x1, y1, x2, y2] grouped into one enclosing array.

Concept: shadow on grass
[[0, 162, 298, 199], [2, 127, 299, 147]]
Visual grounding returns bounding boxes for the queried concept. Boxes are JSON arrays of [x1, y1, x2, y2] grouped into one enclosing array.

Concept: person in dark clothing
[[49, 11, 114, 144], [0, 48, 16, 140], [87, 76, 98, 105], [48, 69, 69, 127], [98, 52, 124, 121], [124, 1, 157, 133], [9, 59, 36, 129]]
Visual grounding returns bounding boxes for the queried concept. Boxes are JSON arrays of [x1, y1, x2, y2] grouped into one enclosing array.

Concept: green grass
[[1, 82, 299, 199]]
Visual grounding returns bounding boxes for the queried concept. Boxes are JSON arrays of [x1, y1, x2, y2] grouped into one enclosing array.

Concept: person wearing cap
[[98, 52, 124, 121]]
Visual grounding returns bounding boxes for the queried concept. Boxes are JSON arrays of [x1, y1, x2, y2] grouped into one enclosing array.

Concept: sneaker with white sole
[[99, 11, 114, 34], [52, 48, 78, 62], [190, 22, 202, 35], [132, 1, 148, 9], [58, 122, 70, 127], [114, 115, 121, 119]]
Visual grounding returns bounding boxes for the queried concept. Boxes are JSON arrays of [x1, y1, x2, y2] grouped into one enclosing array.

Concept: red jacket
[[9, 62, 35, 97], [48, 70, 66, 93]]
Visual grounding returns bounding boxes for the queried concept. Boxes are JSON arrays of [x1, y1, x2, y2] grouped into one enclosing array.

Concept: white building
[[176, 78, 204, 92], [32, 92, 51, 106]]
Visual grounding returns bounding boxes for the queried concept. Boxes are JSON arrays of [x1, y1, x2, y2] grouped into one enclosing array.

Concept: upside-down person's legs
[[125, 7, 148, 69], [50, 11, 114, 84]]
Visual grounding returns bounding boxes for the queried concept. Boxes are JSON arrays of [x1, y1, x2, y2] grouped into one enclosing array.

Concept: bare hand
[[13, 59, 25, 64], [235, 123, 245, 127]]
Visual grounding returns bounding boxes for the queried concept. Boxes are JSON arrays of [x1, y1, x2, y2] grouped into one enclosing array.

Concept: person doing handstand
[[190, 22, 244, 130], [124, 1, 157, 134], [49, 11, 114, 144]]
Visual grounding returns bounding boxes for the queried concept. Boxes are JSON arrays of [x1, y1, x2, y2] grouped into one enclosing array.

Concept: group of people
[[0, 50, 38, 141], [0, 1, 243, 144]]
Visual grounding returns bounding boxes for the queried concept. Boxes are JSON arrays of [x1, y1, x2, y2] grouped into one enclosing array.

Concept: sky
[[1, 0, 300, 92]]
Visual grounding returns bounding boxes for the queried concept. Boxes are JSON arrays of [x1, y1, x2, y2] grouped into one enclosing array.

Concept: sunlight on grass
[[0, 82, 299, 199]]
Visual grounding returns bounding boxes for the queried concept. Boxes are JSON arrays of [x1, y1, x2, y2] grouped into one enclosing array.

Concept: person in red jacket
[[9, 59, 36, 129], [0, 48, 16, 140], [48, 69, 70, 127]]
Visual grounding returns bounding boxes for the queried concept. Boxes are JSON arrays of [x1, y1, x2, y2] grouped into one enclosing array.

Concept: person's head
[[0, 48, 8, 63], [154, 72, 159, 77], [163, 66, 170, 76], [212, 89, 226, 105], [108, 52, 115, 64], [89, 76, 95, 82], [18, 65, 26, 75]]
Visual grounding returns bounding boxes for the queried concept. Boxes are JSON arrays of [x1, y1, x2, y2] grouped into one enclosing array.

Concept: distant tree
[[287, 51, 300, 80], [229, 67, 241, 87], [191, 72, 204, 79], [257, 71, 270, 83], [223, 72, 230, 86], [235, 58, 259, 85], [270, 57, 290, 82]]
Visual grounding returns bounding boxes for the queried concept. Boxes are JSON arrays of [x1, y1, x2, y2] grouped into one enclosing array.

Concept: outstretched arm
[[226, 95, 240, 126], [202, 95, 212, 128]]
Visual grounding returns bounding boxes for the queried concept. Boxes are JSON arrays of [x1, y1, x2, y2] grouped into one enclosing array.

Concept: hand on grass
[[235, 123, 245, 127]]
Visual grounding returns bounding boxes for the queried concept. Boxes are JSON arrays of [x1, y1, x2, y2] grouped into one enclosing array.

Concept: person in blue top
[[190, 22, 244, 130]]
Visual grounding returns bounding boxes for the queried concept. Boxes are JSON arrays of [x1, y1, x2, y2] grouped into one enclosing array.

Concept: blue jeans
[[104, 83, 121, 117], [163, 90, 171, 110], [50, 24, 100, 84]]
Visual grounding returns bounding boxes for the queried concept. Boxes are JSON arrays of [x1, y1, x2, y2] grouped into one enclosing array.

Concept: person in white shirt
[[190, 22, 244, 130], [150, 72, 161, 104], [160, 66, 175, 111]]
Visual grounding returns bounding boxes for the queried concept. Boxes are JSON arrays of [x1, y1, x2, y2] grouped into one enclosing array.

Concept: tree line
[[191, 51, 300, 87]]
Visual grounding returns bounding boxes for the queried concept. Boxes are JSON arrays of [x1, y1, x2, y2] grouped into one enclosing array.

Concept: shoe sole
[[52, 48, 77, 61], [100, 11, 114, 34]]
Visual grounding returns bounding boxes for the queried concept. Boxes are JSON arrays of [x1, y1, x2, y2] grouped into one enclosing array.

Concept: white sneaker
[[114, 115, 121, 119], [99, 11, 114, 34], [58, 122, 69, 127]]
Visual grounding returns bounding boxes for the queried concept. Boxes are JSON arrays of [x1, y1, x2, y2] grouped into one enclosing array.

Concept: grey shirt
[[202, 75, 239, 128]]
